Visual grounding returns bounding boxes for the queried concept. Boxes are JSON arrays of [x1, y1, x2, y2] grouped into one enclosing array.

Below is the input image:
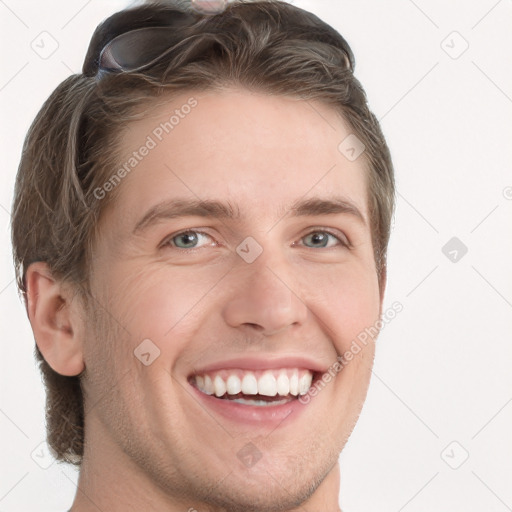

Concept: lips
[[187, 356, 325, 424]]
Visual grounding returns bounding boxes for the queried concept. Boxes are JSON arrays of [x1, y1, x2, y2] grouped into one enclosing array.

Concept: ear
[[25, 262, 85, 377]]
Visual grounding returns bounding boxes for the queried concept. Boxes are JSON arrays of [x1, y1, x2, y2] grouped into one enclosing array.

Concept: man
[[11, 1, 394, 510]]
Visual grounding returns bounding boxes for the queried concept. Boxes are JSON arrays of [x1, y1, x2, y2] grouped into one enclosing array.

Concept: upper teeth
[[194, 369, 313, 397]]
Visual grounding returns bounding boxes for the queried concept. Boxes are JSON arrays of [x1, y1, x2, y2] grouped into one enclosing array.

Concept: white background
[[1, 0, 511, 510]]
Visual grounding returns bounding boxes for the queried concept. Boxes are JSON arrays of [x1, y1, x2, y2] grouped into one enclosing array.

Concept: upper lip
[[189, 355, 328, 375]]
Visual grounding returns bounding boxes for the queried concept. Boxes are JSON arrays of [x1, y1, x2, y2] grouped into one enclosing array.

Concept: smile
[[190, 368, 314, 407]]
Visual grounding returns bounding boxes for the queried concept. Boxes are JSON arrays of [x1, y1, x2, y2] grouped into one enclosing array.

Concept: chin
[[177, 443, 338, 512]]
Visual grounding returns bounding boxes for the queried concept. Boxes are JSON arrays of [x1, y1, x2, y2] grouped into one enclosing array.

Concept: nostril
[[244, 323, 263, 331]]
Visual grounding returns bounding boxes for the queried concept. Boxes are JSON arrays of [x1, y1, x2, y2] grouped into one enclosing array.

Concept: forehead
[[103, 87, 369, 232]]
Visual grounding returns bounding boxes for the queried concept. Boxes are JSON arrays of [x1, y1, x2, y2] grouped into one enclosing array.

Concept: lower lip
[[189, 384, 309, 426]]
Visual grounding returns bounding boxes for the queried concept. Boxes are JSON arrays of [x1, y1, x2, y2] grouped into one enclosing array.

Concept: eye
[[164, 230, 215, 250], [300, 230, 348, 249]]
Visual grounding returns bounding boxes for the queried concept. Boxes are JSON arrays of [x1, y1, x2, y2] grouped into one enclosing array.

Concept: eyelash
[[161, 228, 351, 251]]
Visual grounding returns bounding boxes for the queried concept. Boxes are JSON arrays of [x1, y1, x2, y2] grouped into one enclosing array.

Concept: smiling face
[[80, 87, 383, 510]]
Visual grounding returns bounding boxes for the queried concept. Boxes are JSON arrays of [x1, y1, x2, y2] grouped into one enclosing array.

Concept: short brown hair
[[11, 0, 395, 465]]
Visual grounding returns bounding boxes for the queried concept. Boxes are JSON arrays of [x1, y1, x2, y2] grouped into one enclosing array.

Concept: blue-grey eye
[[302, 231, 340, 248], [172, 231, 208, 249]]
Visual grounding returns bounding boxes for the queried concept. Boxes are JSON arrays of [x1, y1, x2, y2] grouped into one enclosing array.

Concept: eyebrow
[[133, 199, 239, 235], [132, 196, 366, 235], [291, 197, 365, 224]]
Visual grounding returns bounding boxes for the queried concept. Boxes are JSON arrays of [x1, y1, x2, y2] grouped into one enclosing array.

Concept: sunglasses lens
[[99, 27, 177, 72]]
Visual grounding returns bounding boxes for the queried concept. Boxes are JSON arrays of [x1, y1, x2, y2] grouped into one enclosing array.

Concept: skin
[[26, 87, 385, 511]]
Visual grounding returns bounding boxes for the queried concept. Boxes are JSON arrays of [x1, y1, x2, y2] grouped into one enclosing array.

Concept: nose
[[221, 252, 309, 336]]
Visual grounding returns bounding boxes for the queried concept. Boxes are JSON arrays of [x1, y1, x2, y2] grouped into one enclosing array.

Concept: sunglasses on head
[[98, 26, 188, 73], [83, 3, 353, 78]]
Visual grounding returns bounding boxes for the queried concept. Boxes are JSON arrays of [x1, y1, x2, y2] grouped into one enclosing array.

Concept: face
[[82, 88, 383, 510]]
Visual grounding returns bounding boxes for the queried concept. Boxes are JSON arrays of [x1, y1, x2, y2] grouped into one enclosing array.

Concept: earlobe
[[25, 262, 85, 377]]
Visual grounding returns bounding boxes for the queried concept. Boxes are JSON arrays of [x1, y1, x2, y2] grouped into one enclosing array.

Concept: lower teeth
[[230, 397, 293, 406]]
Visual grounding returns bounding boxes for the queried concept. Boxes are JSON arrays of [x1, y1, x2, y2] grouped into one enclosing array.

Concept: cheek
[[82, 286, 182, 415], [300, 262, 381, 351], [101, 261, 228, 349]]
